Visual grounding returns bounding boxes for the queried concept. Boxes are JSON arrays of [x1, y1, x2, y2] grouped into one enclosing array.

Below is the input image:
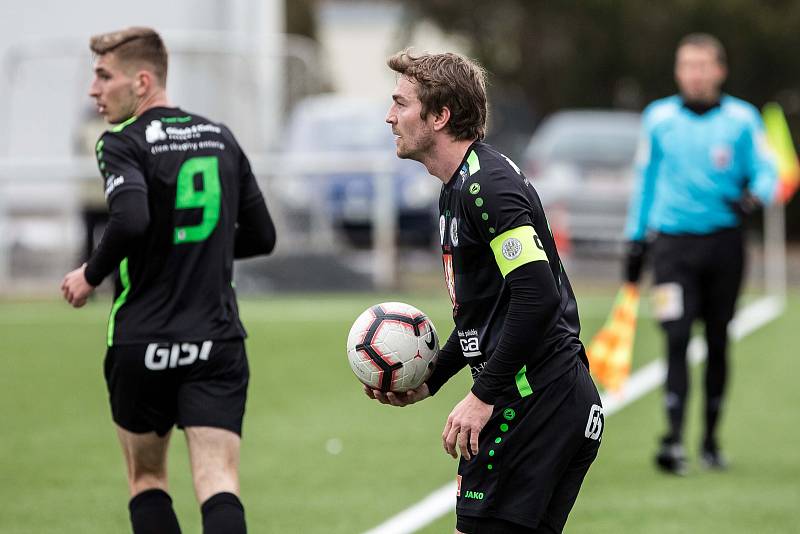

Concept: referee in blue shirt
[[624, 33, 777, 475]]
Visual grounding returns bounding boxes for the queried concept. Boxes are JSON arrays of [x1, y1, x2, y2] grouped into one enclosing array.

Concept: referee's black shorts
[[456, 360, 603, 533], [104, 339, 249, 437]]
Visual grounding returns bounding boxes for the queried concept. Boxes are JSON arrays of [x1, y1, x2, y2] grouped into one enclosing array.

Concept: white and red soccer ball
[[347, 302, 439, 392]]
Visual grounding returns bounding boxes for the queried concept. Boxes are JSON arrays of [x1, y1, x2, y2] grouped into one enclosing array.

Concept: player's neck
[[133, 89, 171, 117], [423, 138, 476, 184]]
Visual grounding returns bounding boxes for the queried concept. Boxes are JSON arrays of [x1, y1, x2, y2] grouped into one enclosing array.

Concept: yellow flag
[[586, 284, 640, 392], [762, 102, 799, 203]]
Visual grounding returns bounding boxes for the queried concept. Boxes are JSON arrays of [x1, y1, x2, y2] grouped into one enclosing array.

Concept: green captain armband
[[489, 226, 548, 277]]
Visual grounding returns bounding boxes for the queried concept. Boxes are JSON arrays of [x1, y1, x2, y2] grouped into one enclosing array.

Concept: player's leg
[[117, 426, 182, 534], [177, 340, 249, 534], [651, 234, 701, 473], [105, 343, 182, 533], [699, 228, 744, 466], [185, 426, 246, 534]]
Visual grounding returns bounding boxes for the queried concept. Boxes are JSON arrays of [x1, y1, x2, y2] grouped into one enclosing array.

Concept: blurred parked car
[[277, 94, 439, 247], [523, 110, 641, 253]]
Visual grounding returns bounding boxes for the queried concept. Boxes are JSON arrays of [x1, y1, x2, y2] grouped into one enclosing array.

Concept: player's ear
[[432, 106, 451, 133], [134, 70, 151, 97]]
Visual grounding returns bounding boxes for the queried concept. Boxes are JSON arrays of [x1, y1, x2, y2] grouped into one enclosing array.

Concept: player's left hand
[[442, 392, 493, 461], [61, 263, 95, 308]]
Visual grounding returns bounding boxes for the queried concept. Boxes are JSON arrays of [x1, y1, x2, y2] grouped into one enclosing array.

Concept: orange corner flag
[[586, 283, 640, 392]]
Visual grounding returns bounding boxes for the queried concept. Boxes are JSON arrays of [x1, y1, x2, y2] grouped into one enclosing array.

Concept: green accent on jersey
[[503, 408, 516, 420], [489, 450, 495, 457], [161, 115, 192, 123], [95, 139, 104, 153], [489, 227, 495, 234], [487, 464, 493, 470], [515, 365, 533, 397], [107, 257, 131, 347], [174, 156, 221, 244], [99, 162, 106, 170], [475, 197, 484, 207], [500, 423, 509, 432], [111, 116, 138, 132], [494, 437, 502, 444], [97, 151, 103, 160], [489, 225, 548, 278], [467, 150, 481, 175], [469, 183, 481, 195], [481, 212, 489, 221]]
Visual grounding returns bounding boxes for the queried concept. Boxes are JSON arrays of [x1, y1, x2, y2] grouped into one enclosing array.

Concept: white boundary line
[[361, 296, 785, 534]]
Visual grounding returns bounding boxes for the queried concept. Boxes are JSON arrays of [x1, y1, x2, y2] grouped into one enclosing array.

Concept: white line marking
[[361, 296, 785, 534]]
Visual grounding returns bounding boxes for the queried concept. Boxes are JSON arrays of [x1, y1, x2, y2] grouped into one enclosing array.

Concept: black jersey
[[95, 107, 264, 346], [438, 141, 587, 399]]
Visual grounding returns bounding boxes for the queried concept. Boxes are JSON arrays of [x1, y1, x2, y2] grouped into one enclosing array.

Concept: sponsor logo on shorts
[[144, 341, 213, 371], [585, 404, 604, 441], [501, 237, 523, 260], [463, 490, 484, 500]]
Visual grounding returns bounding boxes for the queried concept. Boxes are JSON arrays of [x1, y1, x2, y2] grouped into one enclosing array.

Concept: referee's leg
[[185, 426, 246, 534], [116, 426, 182, 534], [700, 229, 744, 456]]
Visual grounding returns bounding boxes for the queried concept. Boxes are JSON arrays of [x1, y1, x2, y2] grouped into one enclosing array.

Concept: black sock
[[201, 492, 246, 534], [129, 488, 181, 534]]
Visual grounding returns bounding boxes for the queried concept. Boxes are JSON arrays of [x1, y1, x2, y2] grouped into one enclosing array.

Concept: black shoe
[[700, 445, 729, 470], [655, 437, 687, 476]]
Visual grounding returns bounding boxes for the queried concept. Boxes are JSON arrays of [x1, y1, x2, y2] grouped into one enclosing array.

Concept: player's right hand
[[364, 383, 430, 407]]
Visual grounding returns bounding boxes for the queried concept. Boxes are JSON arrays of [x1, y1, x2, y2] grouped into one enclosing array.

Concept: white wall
[[316, 0, 468, 102], [0, 0, 284, 156]]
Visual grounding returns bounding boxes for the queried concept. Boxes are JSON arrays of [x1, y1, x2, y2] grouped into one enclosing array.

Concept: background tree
[[400, 0, 800, 234]]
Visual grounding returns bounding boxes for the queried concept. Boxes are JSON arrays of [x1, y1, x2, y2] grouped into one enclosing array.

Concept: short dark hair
[[677, 33, 727, 66], [90, 27, 168, 85], [387, 50, 487, 141]]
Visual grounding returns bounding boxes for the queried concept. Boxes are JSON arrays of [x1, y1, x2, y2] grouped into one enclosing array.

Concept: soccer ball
[[347, 302, 439, 392]]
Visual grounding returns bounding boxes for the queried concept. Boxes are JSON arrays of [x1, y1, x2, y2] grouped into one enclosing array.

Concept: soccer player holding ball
[[60, 27, 275, 533], [365, 50, 603, 534]]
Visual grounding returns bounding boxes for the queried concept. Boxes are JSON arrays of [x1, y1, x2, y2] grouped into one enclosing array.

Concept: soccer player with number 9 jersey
[[60, 27, 275, 534]]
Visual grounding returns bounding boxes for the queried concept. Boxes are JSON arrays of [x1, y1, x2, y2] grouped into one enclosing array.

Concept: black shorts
[[104, 339, 249, 437], [456, 361, 603, 533]]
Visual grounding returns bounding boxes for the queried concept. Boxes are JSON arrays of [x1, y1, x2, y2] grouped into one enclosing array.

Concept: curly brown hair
[[387, 50, 487, 141]]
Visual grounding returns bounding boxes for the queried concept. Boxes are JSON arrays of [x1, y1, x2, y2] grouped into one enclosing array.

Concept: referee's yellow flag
[[586, 283, 640, 392], [762, 102, 799, 204]]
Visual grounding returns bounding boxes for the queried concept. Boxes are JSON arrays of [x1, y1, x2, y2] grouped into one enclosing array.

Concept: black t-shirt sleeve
[[425, 327, 467, 396], [462, 168, 532, 244], [234, 147, 276, 258], [84, 190, 150, 286], [470, 260, 561, 404], [96, 132, 147, 203]]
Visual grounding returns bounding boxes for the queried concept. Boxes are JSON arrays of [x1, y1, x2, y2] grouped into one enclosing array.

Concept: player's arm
[[470, 228, 560, 405], [740, 110, 779, 206], [84, 190, 150, 285], [425, 328, 468, 395], [233, 143, 276, 258], [62, 133, 148, 306], [622, 108, 662, 283]]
